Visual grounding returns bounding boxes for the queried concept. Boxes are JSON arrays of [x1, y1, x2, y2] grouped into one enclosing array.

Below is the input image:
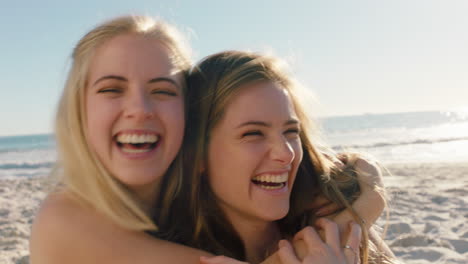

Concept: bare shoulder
[[30, 191, 209, 264], [30, 192, 82, 242], [30, 191, 101, 263]]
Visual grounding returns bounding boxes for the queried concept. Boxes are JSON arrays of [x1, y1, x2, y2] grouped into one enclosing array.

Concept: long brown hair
[[160, 51, 390, 263]]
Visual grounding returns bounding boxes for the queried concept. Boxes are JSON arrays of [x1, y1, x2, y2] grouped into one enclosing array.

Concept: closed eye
[[284, 128, 301, 139], [97, 87, 123, 94], [284, 128, 300, 134], [242, 130, 263, 137], [151, 89, 178, 96]]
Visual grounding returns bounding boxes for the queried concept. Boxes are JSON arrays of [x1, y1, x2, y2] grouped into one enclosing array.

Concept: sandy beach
[[378, 162, 468, 264], [1, 162, 467, 264], [0, 176, 50, 264]]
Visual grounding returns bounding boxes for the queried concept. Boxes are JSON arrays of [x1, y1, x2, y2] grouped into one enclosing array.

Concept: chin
[[260, 206, 289, 222], [115, 168, 160, 186]]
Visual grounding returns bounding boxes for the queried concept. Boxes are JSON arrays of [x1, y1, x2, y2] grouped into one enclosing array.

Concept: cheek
[[85, 108, 105, 156], [160, 100, 185, 135], [86, 100, 112, 132], [84, 95, 116, 154], [208, 144, 260, 188], [294, 142, 303, 163], [85, 98, 101, 144], [290, 140, 303, 169]]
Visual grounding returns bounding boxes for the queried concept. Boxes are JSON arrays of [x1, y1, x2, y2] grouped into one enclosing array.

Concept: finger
[[356, 252, 361, 264], [346, 221, 362, 251], [291, 238, 308, 260], [293, 226, 323, 251], [277, 240, 300, 264], [314, 218, 340, 252], [343, 222, 362, 264]]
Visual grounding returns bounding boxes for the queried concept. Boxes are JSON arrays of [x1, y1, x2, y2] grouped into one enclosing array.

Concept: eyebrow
[[93, 75, 127, 86], [236, 119, 299, 128], [92, 75, 180, 89], [148, 77, 180, 89]]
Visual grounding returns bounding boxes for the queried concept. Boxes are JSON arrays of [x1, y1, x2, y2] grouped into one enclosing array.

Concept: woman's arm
[[330, 157, 386, 234], [310, 157, 386, 236], [368, 227, 396, 259], [201, 220, 362, 264], [30, 192, 212, 264]]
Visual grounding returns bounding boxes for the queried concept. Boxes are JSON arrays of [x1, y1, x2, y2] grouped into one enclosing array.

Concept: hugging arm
[[331, 157, 386, 233], [277, 219, 362, 264], [30, 193, 213, 264], [311, 156, 386, 235], [29, 179, 374, 264], [197, 157, 387, 264], [269, 158, 387, 264], [201, 219, 362, 264]]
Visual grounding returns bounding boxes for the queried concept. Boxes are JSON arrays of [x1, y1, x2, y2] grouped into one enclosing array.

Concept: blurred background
[[1, 0, 467, 177], [1, 2, 467, 263]]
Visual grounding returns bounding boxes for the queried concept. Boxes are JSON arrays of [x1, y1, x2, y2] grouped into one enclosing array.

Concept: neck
[[227, 213, 281, 264], [130, 181, 161, 214]]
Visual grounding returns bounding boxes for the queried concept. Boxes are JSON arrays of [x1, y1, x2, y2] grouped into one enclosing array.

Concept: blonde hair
[[161, 51, 395, 263], [53, 15, 191, 231]]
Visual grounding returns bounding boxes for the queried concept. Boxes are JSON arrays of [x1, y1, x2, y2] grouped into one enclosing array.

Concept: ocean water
[[0, 111, 467, 179], [0, 134, 56, 179], [321, 110, 468, 164]]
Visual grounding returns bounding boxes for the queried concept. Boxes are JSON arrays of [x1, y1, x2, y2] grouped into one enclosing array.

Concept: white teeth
[[260, 185, 284, 190], [252, 173, 288, 183], [121, 147, 153, 154], [117, 133, 158, 144]]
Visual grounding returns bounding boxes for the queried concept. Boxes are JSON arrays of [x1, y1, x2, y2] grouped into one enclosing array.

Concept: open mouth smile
[[115, 133, 159, 154], [251, 172, 288, 190]]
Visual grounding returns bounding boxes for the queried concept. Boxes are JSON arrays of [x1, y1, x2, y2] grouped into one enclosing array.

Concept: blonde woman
[[160, 51, 397, 264], [29, 15, 214, 263], [30, 16, 387, 264]]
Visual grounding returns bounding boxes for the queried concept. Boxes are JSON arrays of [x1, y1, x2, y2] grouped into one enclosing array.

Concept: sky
[[1, 0, 467, 136]]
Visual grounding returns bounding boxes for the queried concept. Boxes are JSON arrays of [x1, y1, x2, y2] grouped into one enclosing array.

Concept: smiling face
[[207, 81, 303, 225], [85, 33, 185, 194]]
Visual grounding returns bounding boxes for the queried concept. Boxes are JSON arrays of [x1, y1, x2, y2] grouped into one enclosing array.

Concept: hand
[[200, 255, 248, 264], [330, 154, 386, 231], [277, 218, 361, 264]]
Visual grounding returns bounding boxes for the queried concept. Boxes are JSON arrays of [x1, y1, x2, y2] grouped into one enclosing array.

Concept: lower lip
[[116, 140, 160, 160], [251, 181, 289, 195]]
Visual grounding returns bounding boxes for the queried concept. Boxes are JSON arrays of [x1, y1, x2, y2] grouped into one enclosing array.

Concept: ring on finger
[[343, 244, 358, 255]]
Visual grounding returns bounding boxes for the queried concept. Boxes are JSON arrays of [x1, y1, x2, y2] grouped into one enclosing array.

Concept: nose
[[270, 136, 295, 166], [124, 89, 154, 120]]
